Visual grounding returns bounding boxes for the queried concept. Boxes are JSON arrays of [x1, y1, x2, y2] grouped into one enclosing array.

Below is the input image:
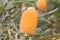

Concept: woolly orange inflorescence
[[19, 7, 38, 35], [36, 0, 47, 12]]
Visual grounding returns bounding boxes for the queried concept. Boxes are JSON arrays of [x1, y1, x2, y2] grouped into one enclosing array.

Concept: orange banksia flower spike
[[19, 7, 38, 36], [36, 0, 47, 12]]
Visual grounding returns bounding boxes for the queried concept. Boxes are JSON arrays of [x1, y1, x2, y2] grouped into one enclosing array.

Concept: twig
[[10, 19, 19, 32]]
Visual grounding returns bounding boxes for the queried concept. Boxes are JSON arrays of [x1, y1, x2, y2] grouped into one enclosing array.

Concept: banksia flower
[[19, 7, 38, 36], [36, 0, 47, 12]]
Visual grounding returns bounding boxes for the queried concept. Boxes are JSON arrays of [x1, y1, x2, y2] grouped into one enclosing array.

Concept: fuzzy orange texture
[[36, 0, 47, 12], [20, 7, 38, 35]]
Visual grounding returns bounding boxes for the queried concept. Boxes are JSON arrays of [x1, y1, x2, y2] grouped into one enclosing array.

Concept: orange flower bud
[[36, 0, 47, 12], [19, 7, 38, 35]]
